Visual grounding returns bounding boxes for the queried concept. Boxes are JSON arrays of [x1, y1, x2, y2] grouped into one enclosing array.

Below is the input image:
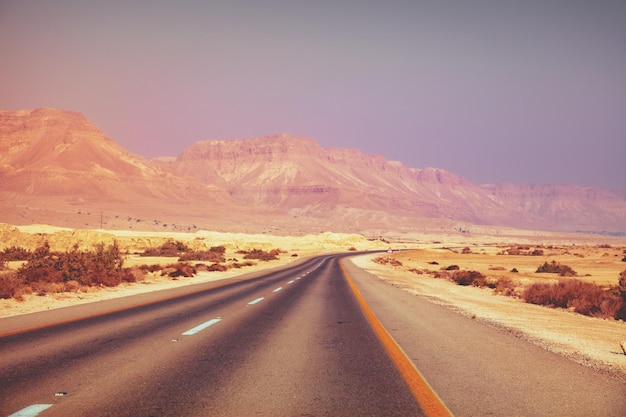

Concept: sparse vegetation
[[239, 248, 281, 261], [0, 242, 136, 299], [0, 246, 32, 262], [373, 256, 402, 267], [178, 246, 226, 262], [449, 270, 486, 286], [536, 260, 577, 277], [497, 246, 543, 256], [373, 246, 626, 320], [141, 240, 190, 257], [522, 280, 625, 319], [0, 239, 284, 301]]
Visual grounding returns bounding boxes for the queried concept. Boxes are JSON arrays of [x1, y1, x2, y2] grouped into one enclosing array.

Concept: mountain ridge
[[1, 108, 625, 234]]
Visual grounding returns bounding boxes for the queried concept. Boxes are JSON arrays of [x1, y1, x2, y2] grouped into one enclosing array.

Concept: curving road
[[1, 253, 624, 416]]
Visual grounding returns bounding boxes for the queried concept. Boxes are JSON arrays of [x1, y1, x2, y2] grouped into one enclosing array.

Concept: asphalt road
[[1, 253, 625, 416]]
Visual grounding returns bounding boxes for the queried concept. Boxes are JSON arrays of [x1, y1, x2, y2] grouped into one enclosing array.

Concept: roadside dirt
[[350, 247, 626, 379]]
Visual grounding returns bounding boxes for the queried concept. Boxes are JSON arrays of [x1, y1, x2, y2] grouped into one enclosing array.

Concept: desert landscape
[[2, 223, 625, 380], [3, 5, 626, 414]]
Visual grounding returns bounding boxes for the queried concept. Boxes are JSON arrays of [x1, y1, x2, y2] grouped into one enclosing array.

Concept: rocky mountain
[[0, 109, 252, 232], [163, 134, 626, 234], [1, 109, 625, 235]]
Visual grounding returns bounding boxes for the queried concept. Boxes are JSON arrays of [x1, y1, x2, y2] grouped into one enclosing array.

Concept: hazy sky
[[1, 1, 625, 189]]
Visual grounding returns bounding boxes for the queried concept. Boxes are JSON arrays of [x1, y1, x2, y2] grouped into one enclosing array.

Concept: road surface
[[1, 253, 624, 416]]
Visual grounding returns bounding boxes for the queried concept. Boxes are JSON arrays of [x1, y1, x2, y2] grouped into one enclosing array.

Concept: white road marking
[[247, 297, 264, 305], [273, 287, 283, 293], [287, 280, 295, 284], [9, 404, 52, 417], [182, 318, 221, 336]]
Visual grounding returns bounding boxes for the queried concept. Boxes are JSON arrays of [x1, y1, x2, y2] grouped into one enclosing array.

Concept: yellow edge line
[[340, 261, 454, 417]]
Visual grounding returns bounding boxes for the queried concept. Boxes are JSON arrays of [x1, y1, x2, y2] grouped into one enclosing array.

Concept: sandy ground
[[2, 224, 626, 379]]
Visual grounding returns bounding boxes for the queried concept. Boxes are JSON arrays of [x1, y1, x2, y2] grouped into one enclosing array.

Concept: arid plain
[[2, 223, 625, 379]]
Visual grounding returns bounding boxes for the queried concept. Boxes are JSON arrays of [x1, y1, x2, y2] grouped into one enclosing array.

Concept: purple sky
[[1, 1, 625, 189]]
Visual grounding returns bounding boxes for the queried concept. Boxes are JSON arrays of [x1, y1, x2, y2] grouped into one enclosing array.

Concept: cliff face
[[169, 134, 626, 233], [0, 108, 228, 202], [1, 109, 625, 234], [0, 109, 248, 232]]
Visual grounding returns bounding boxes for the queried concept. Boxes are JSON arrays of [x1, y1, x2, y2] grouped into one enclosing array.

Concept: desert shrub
[[242, 249, 279, 261], [17, 242, 128, 287], [494, 277, 517, 296], [141, 240, 190, 257], [511, 268, 519, 273], [621, 256, 626, 262], [348, 247, 357, 252], [445, 265, 460, 271], [619, 270, 626, 299], [178, 245, 226, 262], [498, 246, 543, 256], [126, 266, 146, 282], [450, 270, 487, 286], [428, 261, 439, 265], [536, 260, 577, 277], [0, 272, 23, 299], [206, 263, 228, 272], [137, 264, 162, 273], [521, 280, 625, 319], [488, 266, 507, 271], [163, 262, 196, 278], [462, 247, 472, 254], [372, 256, 402, 266], [0, 246, 32, 262]]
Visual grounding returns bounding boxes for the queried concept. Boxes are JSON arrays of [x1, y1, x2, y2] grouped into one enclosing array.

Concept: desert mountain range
[[1, 108, 625, 236]]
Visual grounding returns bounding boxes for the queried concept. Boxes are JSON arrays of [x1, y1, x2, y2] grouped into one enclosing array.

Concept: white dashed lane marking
[[272, 287, 283, 293], [182, 318, 222, 336], [247, 297, 264, 305], [8, 404, 52, 417]]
